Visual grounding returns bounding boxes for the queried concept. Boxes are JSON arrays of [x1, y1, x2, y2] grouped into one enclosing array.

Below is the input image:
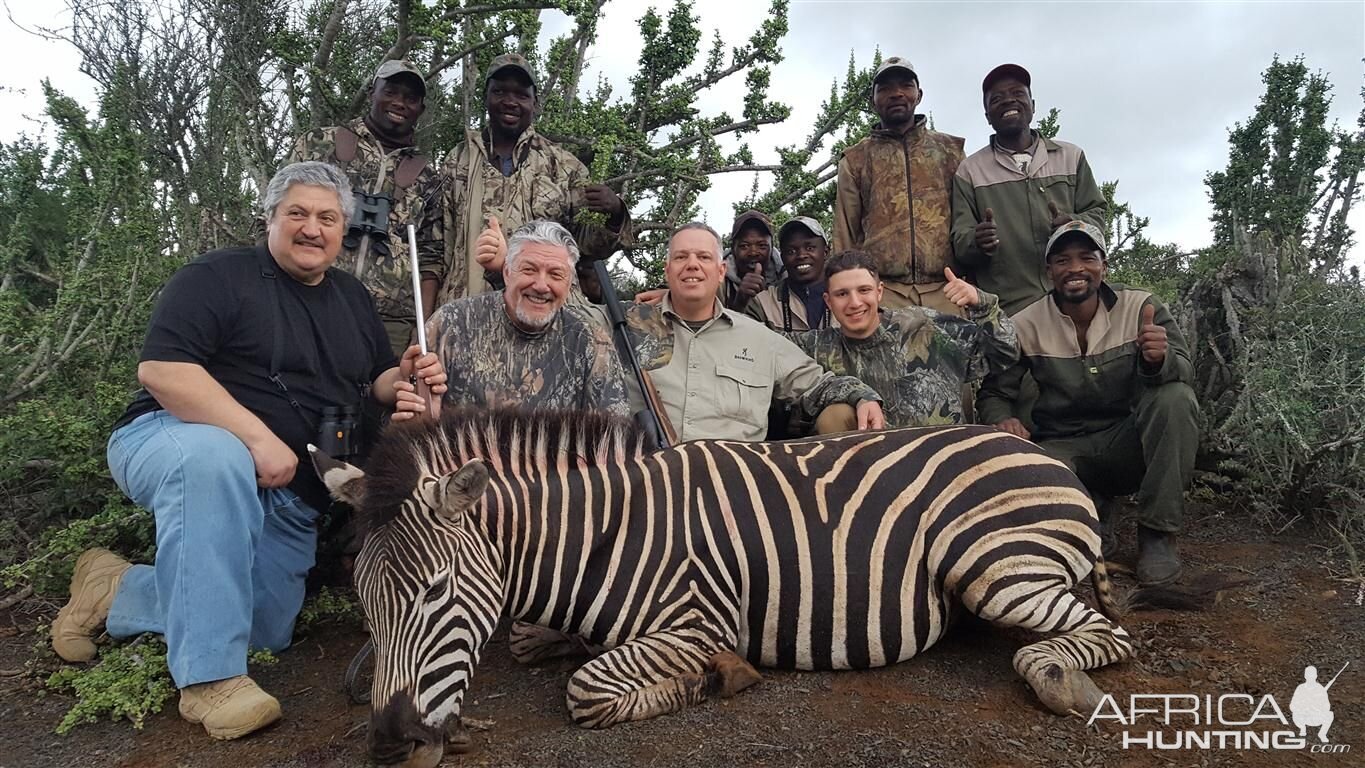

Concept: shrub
[[46, 636, 175, 734]]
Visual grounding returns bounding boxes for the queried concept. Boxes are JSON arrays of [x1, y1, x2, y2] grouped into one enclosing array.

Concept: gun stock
[[592, 259, 674, 449]]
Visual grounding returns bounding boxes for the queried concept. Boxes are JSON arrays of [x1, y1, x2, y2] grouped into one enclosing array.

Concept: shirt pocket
[[714, 364, 773, 430]]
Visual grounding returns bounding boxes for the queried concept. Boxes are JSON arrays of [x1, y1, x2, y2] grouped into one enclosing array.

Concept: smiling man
[[746, 216, 834, 332], [618, 223, 884, 442], [422, 220, 630, 417], [50, 162, 445, 741], [833, 56, 966, 315], [951, 63, 1107, 316], [788, 250, 1018, 430], [977, 222, 1198, 585], [436, 53, 631, 308], [288, 59, 443, 355]]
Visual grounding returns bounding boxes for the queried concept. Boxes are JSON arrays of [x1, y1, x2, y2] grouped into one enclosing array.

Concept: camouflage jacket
[[288, 119, 443, 321], [437, 128, 633, 305], [613, 295, 880, 442], [833, 116, 966, 285], [789, 290, 1018, 429], [426, 292, 630, 416]]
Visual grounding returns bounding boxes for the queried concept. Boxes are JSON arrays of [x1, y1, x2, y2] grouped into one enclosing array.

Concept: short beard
[[513, 301, 557, 330], [1056, 285, 1098, 305]]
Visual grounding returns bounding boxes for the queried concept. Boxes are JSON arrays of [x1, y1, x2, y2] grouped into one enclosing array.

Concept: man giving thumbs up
[[976, 221, 1199, 585]]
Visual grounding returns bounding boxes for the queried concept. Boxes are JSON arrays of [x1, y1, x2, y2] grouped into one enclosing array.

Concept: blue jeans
[[105, 411, 319, 687]]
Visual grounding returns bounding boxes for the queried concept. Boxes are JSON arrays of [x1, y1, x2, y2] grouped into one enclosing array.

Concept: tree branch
[[438, 2, 556, 22]]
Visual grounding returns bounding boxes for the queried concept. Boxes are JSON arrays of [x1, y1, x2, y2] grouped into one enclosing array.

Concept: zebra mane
[[355, 406, 649, 536]]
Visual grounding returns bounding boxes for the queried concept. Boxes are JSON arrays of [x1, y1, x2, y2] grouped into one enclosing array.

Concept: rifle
[[406, 224, 441, 421], [591, 259, 675, 449]]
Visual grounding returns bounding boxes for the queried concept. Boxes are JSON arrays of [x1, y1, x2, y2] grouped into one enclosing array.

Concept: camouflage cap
[[1045, 220, 1107, 259], [778, 216, 828, 245], [731, 209, 773, 241], [874, 56, 917, 84], [486, 53, 537, 88], [982, 63, 1031, 95], [374, 59, 426, 96]]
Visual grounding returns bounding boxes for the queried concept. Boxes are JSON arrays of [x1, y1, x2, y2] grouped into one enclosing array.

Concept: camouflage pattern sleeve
[[586, 320, 631, 418], [416, 172, 445, 284], [937, 289, 1019, 381], [769, 333, 879, 417]]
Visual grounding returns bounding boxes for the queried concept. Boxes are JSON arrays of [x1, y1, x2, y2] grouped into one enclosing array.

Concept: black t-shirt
[[116, 246, 398, 509]]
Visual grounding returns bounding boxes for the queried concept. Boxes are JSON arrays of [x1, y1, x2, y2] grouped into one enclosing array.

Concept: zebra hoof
[[1032, 665, 1105, 717], [707, 651, 762, 698], [399, 742, 443, 768]]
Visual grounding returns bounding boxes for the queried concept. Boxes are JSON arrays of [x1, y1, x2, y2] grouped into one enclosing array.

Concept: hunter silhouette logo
[[1089, 661, 1352, 753], [734, 347, 755, 363], [1291, 663, 1347, 744]]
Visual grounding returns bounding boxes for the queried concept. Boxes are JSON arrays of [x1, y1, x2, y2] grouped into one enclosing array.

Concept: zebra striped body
[[314, 409, 1132, 764]]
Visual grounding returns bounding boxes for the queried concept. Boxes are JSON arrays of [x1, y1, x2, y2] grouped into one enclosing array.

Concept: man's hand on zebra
[[994, 417, 1031, 440], [856, 399, 885, 430]]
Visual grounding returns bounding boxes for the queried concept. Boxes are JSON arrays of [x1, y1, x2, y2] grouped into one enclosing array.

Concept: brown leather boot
[[1136, 526, 1182, 585], [178, 675, 282, 740], [51, 548, 131, 662]]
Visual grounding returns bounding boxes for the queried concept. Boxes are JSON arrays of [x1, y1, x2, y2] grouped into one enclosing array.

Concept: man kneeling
[[50, 162, 445, 739], [977, 221, 1198, 585]]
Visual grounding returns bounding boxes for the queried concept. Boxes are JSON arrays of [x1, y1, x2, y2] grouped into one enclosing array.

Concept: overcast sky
[[4, 0, 1363, 260]]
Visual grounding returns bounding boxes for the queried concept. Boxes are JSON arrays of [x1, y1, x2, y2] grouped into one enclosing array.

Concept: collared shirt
[[746, 278, 834, 332], [978, 283, 1194, 439], [617, 294, 879, 442]]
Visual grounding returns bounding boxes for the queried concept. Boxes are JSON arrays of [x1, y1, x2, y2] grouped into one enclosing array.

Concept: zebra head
[[312, 447, 503, 768]]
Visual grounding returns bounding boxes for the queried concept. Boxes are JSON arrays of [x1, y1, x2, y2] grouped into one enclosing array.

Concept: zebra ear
[[308, 444, 366, 505], [428, 460, 489, 521]]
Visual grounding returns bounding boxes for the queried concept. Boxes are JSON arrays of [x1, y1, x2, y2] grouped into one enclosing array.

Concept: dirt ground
[[1, 502, 1362, 768]]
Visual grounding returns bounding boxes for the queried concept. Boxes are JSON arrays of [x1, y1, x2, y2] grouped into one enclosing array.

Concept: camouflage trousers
[[879, 279, 962, 316], [382, 317, 416, 358]]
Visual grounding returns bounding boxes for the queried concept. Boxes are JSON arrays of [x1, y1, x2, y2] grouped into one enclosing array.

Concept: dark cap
[[873, 56, 917, 84], [1045, 220, 1107, 259], [486, 53, 537, 88], [731, 209, 773, 240], [982, 63, 1031, 95], [374, 59, 426, 96], [778, 216, 828, 244]]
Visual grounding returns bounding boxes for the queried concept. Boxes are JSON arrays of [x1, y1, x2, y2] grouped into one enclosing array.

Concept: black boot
[[1137, 525, 1182, 585]]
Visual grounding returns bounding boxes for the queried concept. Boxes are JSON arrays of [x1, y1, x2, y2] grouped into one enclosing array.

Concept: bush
[[1213, 274, 1365, 558], [46, 636, 175, 734]]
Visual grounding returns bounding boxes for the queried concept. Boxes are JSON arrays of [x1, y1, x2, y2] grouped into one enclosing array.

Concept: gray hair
[[669, 221, 722, 253], [505, 220, 580, 270], [262, 161, 355, 224]]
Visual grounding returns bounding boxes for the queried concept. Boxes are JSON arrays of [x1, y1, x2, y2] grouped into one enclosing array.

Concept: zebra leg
[[564, 629, 759, 728], [972, 582, 1135, 717], [507, 621, 602, 665]]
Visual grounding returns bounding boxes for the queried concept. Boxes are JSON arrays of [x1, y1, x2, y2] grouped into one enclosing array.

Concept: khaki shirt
[[620, 295, 879, 442]]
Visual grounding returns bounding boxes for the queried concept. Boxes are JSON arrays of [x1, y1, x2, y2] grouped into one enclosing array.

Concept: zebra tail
[[1092, 558, 1235, 616], [1090, 555, 1128, 622]]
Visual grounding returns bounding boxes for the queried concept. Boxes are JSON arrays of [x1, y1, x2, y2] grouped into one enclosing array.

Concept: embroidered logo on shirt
[[734, 347, 755, 363]]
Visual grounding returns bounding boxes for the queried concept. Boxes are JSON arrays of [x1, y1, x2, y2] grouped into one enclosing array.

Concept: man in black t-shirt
[[49, 162, 446, 741]]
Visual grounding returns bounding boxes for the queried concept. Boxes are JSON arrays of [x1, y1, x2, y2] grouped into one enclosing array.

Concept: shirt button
[[1089, 366, 1099, 374], [688, 392, 695, 397]]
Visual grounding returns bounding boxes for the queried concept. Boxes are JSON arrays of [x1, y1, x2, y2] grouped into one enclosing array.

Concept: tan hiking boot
[[51, 548, 131, 662], [179, 675, 282, 740]]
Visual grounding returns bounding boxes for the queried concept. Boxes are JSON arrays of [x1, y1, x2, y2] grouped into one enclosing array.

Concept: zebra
[[311, 407, 1135, 767]]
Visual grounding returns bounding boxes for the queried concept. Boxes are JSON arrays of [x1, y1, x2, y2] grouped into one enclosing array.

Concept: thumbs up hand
[[1137, 302, 1167, 367], [974, 207, 999, 255], [942, 266, 979, 309], [476, 215, 507, 272], [1048, 200, 1074, 230]]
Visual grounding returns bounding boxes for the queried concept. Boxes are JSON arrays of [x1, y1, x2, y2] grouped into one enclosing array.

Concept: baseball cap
[[374, 60, 426, 96], [982, 63, 1031, 95], [486, 53, 537, 88], [731, 209, 774, 241], [778, 216, 828, 244], [1045, 220, 1107, 259], [874, 56, 917, 84]]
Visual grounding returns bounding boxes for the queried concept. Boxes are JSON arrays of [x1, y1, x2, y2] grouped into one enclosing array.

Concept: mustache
[[293, 236, 324, 248]]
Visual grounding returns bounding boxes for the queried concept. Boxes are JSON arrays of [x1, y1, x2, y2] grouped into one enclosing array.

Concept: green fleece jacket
[[977, 283, 1193, 440], [951, 135, 1106, 315]]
